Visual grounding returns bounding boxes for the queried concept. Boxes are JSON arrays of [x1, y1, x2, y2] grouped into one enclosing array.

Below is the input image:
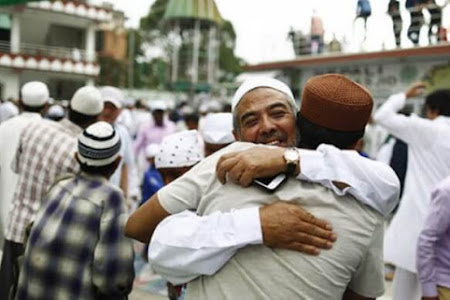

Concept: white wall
[[0, 68, 20, 99]]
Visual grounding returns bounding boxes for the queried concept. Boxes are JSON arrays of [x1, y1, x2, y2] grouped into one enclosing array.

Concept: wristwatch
[[283, 148, 300, 175]]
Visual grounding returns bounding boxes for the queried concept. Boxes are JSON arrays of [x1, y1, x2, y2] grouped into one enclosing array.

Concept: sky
[[94, 0, 449, 64]]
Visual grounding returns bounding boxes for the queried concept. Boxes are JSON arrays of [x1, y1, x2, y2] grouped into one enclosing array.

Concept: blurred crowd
[[0, 75, 449, 300]]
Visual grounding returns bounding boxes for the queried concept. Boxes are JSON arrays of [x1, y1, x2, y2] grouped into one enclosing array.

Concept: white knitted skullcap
[[231, 78, 297, 112], [47, 105, 65, 118], [202, 113, 235, 144], [70, 86, 104, 116], [155, 130, 204, 169], [21, 81, 49, 107], [78, 121, 121, 167], [145, 143, 160, 158], [99, 86, 124, 109]]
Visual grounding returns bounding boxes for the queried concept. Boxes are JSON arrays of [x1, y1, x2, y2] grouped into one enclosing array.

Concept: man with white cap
[[201, 112, 235, 156], [127, 76, 400, 299], [45, 104, 65, 121], [0, 82, 48, 256], [0, 86, 103, 298], [99, 86, 137, 206], [15, 121, 135, 300], [134, 100, 176, 158]]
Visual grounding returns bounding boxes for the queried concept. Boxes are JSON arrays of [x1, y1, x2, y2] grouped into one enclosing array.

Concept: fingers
[[216, 153, 240, 184], [293, 229, 335, 249], [286, 242, 320, 256], [288, 205, 333, 231]]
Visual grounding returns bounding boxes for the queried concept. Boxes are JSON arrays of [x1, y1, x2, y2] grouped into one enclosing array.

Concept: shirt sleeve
[[348, 221, 385, 298], [298, 145, 400, 217], [373, 93, 433, 145], [92, 191, 135, 298], [133, 125, 147, 157], [148, 208, 262, 285], [417, 185, 450, 297]]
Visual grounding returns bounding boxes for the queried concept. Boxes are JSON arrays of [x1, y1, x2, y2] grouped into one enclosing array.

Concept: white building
[[0, 0, 114, 100]]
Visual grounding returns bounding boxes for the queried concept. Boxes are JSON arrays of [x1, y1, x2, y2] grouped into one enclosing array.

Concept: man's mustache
[[256, 131, 287, 144]]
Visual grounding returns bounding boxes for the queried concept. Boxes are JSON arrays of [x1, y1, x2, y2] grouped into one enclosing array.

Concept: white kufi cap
[[21, 81, 49, 107], [145, 143, 160, 158], [231, 78, 297, 112], [202, 113, 235, 144], [156, 130, 204, 169], [70, 86, 104, 116], [99, 86, 124, 109]]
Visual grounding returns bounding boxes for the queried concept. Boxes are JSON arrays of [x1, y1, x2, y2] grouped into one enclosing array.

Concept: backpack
[[357, 0, 372, 18]]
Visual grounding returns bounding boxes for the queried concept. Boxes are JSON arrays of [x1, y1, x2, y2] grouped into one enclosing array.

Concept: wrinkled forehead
[[235, 87, 295, 116]]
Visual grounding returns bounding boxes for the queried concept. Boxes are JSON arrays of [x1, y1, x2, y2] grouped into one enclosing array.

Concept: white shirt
[[374, 93, 450, 273], [0, 113, 41, 234], [148, 143, 400, 285]]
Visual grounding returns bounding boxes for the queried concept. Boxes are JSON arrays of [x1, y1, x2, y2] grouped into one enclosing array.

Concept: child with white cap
[[152, 130, 204, 300], [15, 121, 134, 300]]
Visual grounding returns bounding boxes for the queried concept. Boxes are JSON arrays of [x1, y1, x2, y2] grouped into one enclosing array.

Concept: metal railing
[[0, 41, 96, 61]]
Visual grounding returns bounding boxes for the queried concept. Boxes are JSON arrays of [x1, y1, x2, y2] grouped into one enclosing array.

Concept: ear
[[232, 129, 239, 141]]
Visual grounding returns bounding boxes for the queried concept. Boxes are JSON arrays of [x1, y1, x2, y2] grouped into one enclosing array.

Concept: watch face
[[285, 149, 299, 162]]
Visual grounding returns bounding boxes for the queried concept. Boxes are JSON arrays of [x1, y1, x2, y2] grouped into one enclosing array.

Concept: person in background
[[140, 143, 164, 206], [201, 113, 235, 156], [374, 83, 450, 300], [0, 82, 49, 256], [46, 104, 65, 121], [417, 176, 450, 300], [15, 121, 134, 300], [310, 9, 325, 54], [134, 100, 176, 158], [0, 101, 19, 123], [99, 86, 136, 204], [154, 130, 204, 300], [388, 0, 402, 47], [0, 86, 103, 299]]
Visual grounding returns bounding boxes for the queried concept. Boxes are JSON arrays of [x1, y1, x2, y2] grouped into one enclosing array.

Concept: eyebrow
[[240, 101, 290, 124]]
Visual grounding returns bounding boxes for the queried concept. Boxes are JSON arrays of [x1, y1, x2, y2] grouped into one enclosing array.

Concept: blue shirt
[[141, 166, 164, 205]]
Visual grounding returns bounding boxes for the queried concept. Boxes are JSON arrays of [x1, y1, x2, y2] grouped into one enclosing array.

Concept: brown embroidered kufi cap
[[300, 74, 373, 131]]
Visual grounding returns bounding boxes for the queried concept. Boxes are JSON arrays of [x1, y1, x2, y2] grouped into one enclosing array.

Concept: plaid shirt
[[16, 173, 135, 300], [5, 118, 81, 243]]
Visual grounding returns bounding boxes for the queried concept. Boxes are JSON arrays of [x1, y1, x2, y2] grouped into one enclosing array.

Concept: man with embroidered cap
[[15, 121, 134, 300], [127, 75, 399, 299], [99, 86, 137, 208], [0, 82, 49, 255], [0, 86, 103, 299], [201, 112, 235, 156]]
